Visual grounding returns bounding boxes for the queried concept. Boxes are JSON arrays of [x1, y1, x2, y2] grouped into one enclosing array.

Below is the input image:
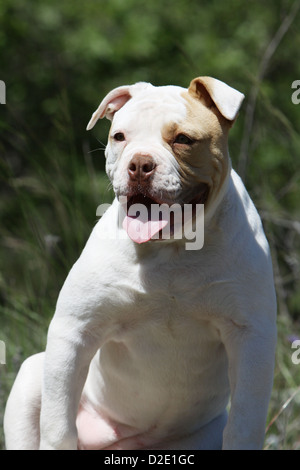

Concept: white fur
[[4, 78, 277, 450]]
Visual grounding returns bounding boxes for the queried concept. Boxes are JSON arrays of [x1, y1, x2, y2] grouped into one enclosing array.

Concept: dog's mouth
[[121, 184, 209, 244]]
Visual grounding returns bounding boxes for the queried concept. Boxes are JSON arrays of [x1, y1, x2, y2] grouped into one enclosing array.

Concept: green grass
[[265, 314, 300, 450], [0, 135, 114, 449]]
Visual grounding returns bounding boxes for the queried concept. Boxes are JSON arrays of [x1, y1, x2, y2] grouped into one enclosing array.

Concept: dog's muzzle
[[119, 154, 209, 244]]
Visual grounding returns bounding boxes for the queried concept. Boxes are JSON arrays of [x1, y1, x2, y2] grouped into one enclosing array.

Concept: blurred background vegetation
[[1, 0, 300, 450]]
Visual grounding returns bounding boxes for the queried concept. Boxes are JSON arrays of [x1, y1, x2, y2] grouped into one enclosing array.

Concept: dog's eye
[[113, 132, 125, 142], [174, 134, 194, 145]]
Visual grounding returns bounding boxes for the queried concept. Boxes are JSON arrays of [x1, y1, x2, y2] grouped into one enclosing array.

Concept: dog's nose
[[128, 155, 156, 182]]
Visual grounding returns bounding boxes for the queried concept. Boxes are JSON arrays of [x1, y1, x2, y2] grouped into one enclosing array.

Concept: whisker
[[88, 147, 106, 154], [88, 138, 107, 154], [96, 138, 107, 149]]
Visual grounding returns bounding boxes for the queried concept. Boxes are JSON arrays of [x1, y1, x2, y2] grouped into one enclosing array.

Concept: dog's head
[[87, 77, 244, 243]]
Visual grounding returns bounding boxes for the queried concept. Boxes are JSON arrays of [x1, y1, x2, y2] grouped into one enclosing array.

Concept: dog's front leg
[[39, 315, 101, 450], [219, 316, 277, 450]]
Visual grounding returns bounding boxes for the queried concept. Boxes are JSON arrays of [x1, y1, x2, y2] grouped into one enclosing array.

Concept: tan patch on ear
[[165, 90, 230, 208], [188, 79, 215, 110]]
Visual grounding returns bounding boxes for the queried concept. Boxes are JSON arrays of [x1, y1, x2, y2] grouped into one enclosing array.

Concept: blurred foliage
[[0, 0, 300, 449]]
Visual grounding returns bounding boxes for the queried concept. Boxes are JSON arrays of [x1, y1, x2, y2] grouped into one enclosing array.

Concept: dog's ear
[[86, 82, 151, 130], [86, 85, 132, 130], [188, 77, 244, 123]]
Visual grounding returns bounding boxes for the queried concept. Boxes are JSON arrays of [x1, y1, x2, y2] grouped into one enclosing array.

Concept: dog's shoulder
[[218, 169, 270, 256]]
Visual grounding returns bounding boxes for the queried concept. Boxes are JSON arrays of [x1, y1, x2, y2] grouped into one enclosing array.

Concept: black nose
[[128, 155, 156, 182]]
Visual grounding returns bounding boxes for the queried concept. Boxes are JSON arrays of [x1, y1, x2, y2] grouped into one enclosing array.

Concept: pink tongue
[[123, 213, 168, 244]]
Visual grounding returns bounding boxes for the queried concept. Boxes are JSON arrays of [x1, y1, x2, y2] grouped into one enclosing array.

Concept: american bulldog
[[4, 77, 277, 450]]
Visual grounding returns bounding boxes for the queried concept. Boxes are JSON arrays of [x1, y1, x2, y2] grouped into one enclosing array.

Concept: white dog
[[4, 77, 277, 450]]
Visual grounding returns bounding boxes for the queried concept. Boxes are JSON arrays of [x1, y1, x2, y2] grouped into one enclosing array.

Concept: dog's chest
[[84, 238, 230, 433], [114, 248, 209, 317], [100, 245, 220, 349]]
